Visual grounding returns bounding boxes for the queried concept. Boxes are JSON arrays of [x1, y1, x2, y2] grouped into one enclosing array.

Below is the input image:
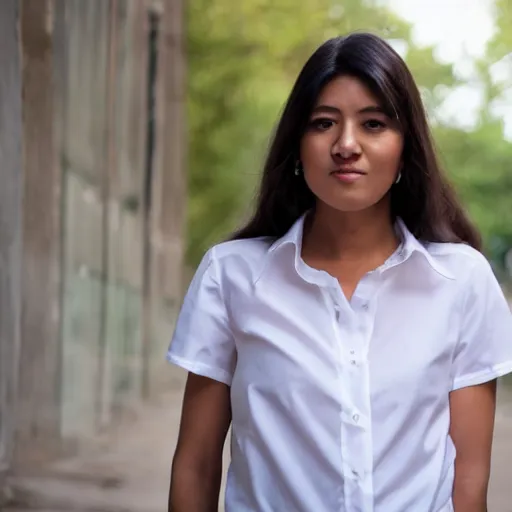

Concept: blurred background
[[0, 0, 511, 510]]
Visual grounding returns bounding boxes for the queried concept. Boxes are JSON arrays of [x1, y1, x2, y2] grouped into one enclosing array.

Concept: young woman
[[167, 33, 512, 512]]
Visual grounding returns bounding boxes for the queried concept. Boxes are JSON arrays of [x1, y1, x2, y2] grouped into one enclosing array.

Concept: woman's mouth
[[330, 168, 366, 183]]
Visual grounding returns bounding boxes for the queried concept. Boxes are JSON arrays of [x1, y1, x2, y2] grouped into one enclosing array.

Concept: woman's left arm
[[449, 380, 497, 512], [449, 254, 512, 511]]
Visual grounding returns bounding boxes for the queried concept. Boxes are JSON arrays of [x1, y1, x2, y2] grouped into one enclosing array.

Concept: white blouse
[[167, 214, 512, 512]]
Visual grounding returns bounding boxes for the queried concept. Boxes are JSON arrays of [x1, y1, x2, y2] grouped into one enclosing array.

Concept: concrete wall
[[0, 0, 22, 491], [0, 0, 186, 475], [15, 0, 63, 466], [145, 0, 187, 395]]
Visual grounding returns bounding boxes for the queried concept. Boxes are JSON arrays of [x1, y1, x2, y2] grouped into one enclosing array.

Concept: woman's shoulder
[[187, 237, 276, 296], [425, 241, 494, 282], [210, 236, 274, 261], [199, 236, 275, 284]]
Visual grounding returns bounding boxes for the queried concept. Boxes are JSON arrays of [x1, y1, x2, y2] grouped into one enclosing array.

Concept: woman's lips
[[330, 168, 366, 183]]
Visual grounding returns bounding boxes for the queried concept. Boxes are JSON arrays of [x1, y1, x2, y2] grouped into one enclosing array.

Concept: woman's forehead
[[314, 76, 384, 112]]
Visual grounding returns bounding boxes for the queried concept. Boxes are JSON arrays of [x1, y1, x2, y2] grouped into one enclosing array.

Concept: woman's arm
[[449, 379, 497, 512], [169, 373, 232, 512]]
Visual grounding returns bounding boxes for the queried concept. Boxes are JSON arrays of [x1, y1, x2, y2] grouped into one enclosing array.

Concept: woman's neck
[[303, 202, 399, 264]]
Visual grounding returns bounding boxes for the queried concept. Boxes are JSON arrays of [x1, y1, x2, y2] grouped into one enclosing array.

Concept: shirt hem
[[451, 360, 512, 391], [166, 352, 233, 386]]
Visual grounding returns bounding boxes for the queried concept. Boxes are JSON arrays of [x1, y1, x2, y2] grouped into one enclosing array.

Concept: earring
[[395, 172, 402, 184], [294, 160, 302, 176]]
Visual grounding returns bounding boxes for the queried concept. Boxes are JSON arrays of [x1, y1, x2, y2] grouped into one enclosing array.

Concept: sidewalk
[[4, 371, 512, 511], [4, 367, 190, 512]]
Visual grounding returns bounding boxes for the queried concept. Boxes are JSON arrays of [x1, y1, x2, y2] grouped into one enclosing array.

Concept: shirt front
[[167, 215, 512, 512]]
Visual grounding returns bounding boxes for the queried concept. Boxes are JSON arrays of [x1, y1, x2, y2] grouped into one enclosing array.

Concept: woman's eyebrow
[[311, 105, 341, 115], [357, 105, 387, 115], [311, 104, 389, 116]]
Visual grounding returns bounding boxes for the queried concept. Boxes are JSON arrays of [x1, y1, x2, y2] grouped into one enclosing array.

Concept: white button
[[350, 350, 355, 355], [352, 413, 360, 423], [362, 303, 369, 310], [350, 360, 357, 365]]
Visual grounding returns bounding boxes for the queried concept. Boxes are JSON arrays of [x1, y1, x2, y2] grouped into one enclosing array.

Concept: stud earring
[[294, 160, 302, 176]]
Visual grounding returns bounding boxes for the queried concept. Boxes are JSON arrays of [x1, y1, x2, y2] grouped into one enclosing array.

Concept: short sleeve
[[451, 256, 512, 391], [167, 247, 236, 385]]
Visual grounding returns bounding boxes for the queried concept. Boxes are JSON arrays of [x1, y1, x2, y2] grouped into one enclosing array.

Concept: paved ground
[[4, 367, 512, 511], [3, 367, 201, 512]]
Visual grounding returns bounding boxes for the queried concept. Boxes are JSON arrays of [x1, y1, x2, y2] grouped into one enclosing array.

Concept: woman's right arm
[[168, 372, 232, 512]]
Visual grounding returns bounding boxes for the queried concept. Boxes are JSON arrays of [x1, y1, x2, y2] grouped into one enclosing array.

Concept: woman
[[167, 33, 512, 511]]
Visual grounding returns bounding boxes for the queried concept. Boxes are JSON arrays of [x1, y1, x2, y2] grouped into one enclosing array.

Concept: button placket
[[328, 281, 376, 511], [343, 283, 377, 510]]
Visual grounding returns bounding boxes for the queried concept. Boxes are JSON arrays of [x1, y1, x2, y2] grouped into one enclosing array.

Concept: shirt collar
[[395, 218, 455, 280], [255, 213, 455, 284]]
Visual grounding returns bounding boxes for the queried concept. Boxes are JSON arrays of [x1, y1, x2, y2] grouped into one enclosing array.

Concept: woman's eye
[[310, 118, 335, 131], [363, 119, 386, 131]]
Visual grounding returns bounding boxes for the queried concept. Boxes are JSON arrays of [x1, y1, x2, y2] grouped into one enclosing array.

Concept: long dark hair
[[231, 32, 481, 250]]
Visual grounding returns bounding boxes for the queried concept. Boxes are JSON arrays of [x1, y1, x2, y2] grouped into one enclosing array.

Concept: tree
[[186, 0, 456, 266], [434, 0, 512, 269], [186, 0, 511, 273]]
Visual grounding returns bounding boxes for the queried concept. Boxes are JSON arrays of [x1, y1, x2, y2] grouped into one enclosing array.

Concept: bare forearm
[[452, 469, 489, 512], [168, 464, 222, 512]]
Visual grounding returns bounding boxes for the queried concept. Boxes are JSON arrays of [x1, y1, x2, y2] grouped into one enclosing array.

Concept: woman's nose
[[332, 123, 361, 157]]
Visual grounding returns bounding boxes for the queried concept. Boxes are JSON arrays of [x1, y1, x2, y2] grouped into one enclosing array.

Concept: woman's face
[[300, 75, 404, 213]]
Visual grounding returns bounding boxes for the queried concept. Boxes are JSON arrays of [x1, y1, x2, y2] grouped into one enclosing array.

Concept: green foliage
[[186, 0, 512, 273], [488, 0, 512, 62], [435, 122, 512, 244]]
